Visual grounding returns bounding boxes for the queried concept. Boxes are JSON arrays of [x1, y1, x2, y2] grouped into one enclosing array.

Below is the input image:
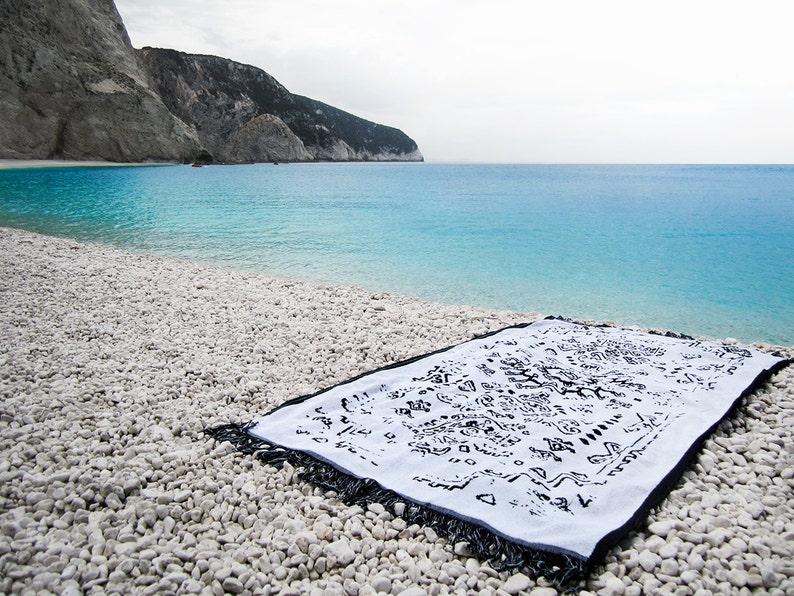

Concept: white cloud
[[115, 0, 794, 162]]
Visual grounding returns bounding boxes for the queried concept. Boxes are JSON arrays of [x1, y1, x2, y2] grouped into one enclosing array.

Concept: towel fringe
[[545, 315, 695, 340], [205, 423, 589, 591]]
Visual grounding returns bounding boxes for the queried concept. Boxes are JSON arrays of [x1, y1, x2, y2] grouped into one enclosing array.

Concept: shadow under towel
[[207, 319, 789, 589]]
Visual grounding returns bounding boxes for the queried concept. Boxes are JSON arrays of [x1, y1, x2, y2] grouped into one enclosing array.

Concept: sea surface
[[0, 163, 792, 345]]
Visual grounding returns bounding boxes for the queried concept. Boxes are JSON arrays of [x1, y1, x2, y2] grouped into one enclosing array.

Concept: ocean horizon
[[1, 162, 792, 345]]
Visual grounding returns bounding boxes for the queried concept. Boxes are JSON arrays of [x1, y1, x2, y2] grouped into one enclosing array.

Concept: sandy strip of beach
[[0, 226, 792, 596], [0, 160, 174, 169]]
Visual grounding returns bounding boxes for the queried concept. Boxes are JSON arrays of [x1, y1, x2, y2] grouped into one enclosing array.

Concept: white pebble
[[601, 576, 626, 595], [660, 559, 679, 576], [399, 588, 427, 596], [638, 550, 661, 572], [727, 568, 747, 587], [423, 527, 439, 542], [647, 520, 679, 538], [529, 589, 557, 596], [658, 543, 679, 559], [370, 576, 391, 593], [502, 572, 532, 595], [325, 540, 356, 566], [2, 228, 792, 596]]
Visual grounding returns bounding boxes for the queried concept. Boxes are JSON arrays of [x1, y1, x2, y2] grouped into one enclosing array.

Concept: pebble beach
[[1, 226, 792, 595]]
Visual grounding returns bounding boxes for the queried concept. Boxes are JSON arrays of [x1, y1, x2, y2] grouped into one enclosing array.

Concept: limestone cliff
[[0, 0, 422, 164], [136, 48, 423, 163], [0, 0, 201, 162], [228, 115, 312, 163]]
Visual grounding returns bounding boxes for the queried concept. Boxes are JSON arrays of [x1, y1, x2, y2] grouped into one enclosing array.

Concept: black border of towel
[[206, 318, 791, 591]]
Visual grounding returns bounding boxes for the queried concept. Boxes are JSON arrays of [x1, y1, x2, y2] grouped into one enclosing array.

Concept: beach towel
[[208, 318, 788, 587]]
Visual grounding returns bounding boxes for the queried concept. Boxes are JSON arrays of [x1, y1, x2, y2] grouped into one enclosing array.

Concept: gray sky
[[115, 0, 794, 163]]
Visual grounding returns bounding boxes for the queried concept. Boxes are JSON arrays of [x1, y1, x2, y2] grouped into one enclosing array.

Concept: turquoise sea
[[0, 163, 792, 345]]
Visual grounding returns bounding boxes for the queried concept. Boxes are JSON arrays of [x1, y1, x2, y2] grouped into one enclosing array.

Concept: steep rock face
[[0, 0, 422, 164], [294, 96, 424, 162], [137, 48, 423, 163], [229, 114, 312, 163], [0, 0, 202, 162]]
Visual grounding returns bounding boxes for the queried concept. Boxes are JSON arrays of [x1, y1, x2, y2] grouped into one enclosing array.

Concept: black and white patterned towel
[[209, 319, 787, 586]]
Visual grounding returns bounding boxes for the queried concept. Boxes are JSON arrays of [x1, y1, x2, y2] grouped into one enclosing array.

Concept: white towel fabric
[[245, 319, 784, 564]]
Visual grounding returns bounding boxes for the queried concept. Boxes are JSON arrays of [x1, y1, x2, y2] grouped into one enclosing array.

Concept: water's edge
[[1, 163, 791, 345]]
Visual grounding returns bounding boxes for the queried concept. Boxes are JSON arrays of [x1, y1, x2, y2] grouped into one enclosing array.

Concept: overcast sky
[[115, 1, 793, 163]]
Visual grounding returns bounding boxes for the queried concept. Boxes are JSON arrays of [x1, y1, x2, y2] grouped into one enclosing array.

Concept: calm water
[[0, 163, 792, 345]]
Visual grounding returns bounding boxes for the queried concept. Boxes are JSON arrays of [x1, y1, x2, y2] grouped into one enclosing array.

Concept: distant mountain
[[136, 48, 423, 163], [0, 0, 423, 164]]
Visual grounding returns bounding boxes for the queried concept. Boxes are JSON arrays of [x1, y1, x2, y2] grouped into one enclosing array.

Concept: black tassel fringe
[[545, 315, 695, 340], [205, 422, 589, 591]]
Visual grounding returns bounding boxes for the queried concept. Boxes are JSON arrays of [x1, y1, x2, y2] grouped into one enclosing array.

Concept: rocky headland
[[136, 48, 423, 164], [0, 0, 422, 164]]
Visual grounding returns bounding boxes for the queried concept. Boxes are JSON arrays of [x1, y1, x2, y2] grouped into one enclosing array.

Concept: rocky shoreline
[[1, 227, 792, 595]]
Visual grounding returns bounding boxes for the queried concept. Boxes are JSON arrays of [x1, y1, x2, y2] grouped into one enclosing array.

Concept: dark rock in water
[[0, 0, 202, 162], [136, 48, 423, 163]]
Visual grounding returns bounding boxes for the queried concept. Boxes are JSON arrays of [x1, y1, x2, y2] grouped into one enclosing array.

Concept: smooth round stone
[[761, 495, 780, 507], [704, 529, 732, 548], [711, 513, 741, 528], [602, 576, 626, 595], [727, 569, 747, 588], [398, 588, 427, 596], [367, 503, 385, 516], [25, 492, 48, 506], [643, 536, 665, 553], [529, 588, 558, 596], [746, 573, 764, 588], [428, 550, 447, 563], [677, 531, 703, 545], [313, 558, 327, 575], [638, 550, 662, 572], [658, 544, 679, 559], [647, 520, 679, 538], [370, 576, 391, 593], [701, 493, 722, 509], [272, 566, 287, 581], [60, 583, 82, 596], [173, 489, 191, 503], [660, 559, 679, 576], [401, 543, 422, 558], [391, 518, 407, 533], [679, 569, 699, 584], [687, 553, 706, 572], [423, 527, 439, 542], [465, 558, 480, 575], [104, 493, 122, 510], [221, 577, 245, 594], [502, 572, 532, 595], [325, 541, 356, 566], [182, 580, 204, 593], [745, 501, 765, 519], [442, 562, 464, 579]]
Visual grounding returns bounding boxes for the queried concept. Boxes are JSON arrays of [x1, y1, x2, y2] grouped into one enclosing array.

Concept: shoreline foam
[[1, 227, 792, 594]]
